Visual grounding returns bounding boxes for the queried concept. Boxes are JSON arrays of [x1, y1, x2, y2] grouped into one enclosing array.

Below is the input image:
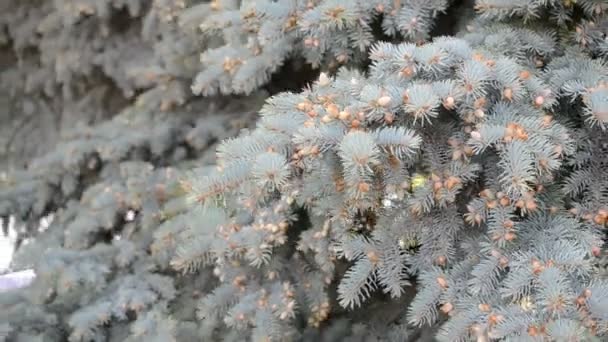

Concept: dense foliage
[[1, 0, 608, 341]]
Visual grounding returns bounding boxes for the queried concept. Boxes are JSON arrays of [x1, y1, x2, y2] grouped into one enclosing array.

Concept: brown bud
[[534, 95, 545, 107], [474, 97, 486, 108], [503, 88, 513, 101], [535, 58, 544, 68], [480, 189, 494, 199], [554, 145, 563, 155], [384, 112, 394, 124], [335, 178, 345, 192], [474, 214, 483, 225], [478, 303, 491, 312], [351, 119, 361, 128], [593, 214, 606, 225], [472, 53, 485, 61], [471, 324, 483, 334], [504, 232, 517, 241], [321, 115, 333, 123], [499, 197, 510, 207], [297, 101, 312, 111], [519, 70, 531, 80], [318, 72, 330, 86], [326, 103, 340, 118], [338, 110, 351, 121], [436, 276, 449, 289], [440, 302, 453, 314], [445, 176, 461, 190], [377, 96, 392, 107], [489, 314, 503, 325], [358, 182, 370, 193], [443, 96, 455, 109], [367, 250, 379, 264], [499, 256, 509, 267], [463, 146, 474, 156], [400, 66, 415, 77], [525, 200, 538, 211], [436, 255, 447, 266], [531, 259, 544, 274], [576, 295, 587, 306], [517, 131, 529, 141]]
